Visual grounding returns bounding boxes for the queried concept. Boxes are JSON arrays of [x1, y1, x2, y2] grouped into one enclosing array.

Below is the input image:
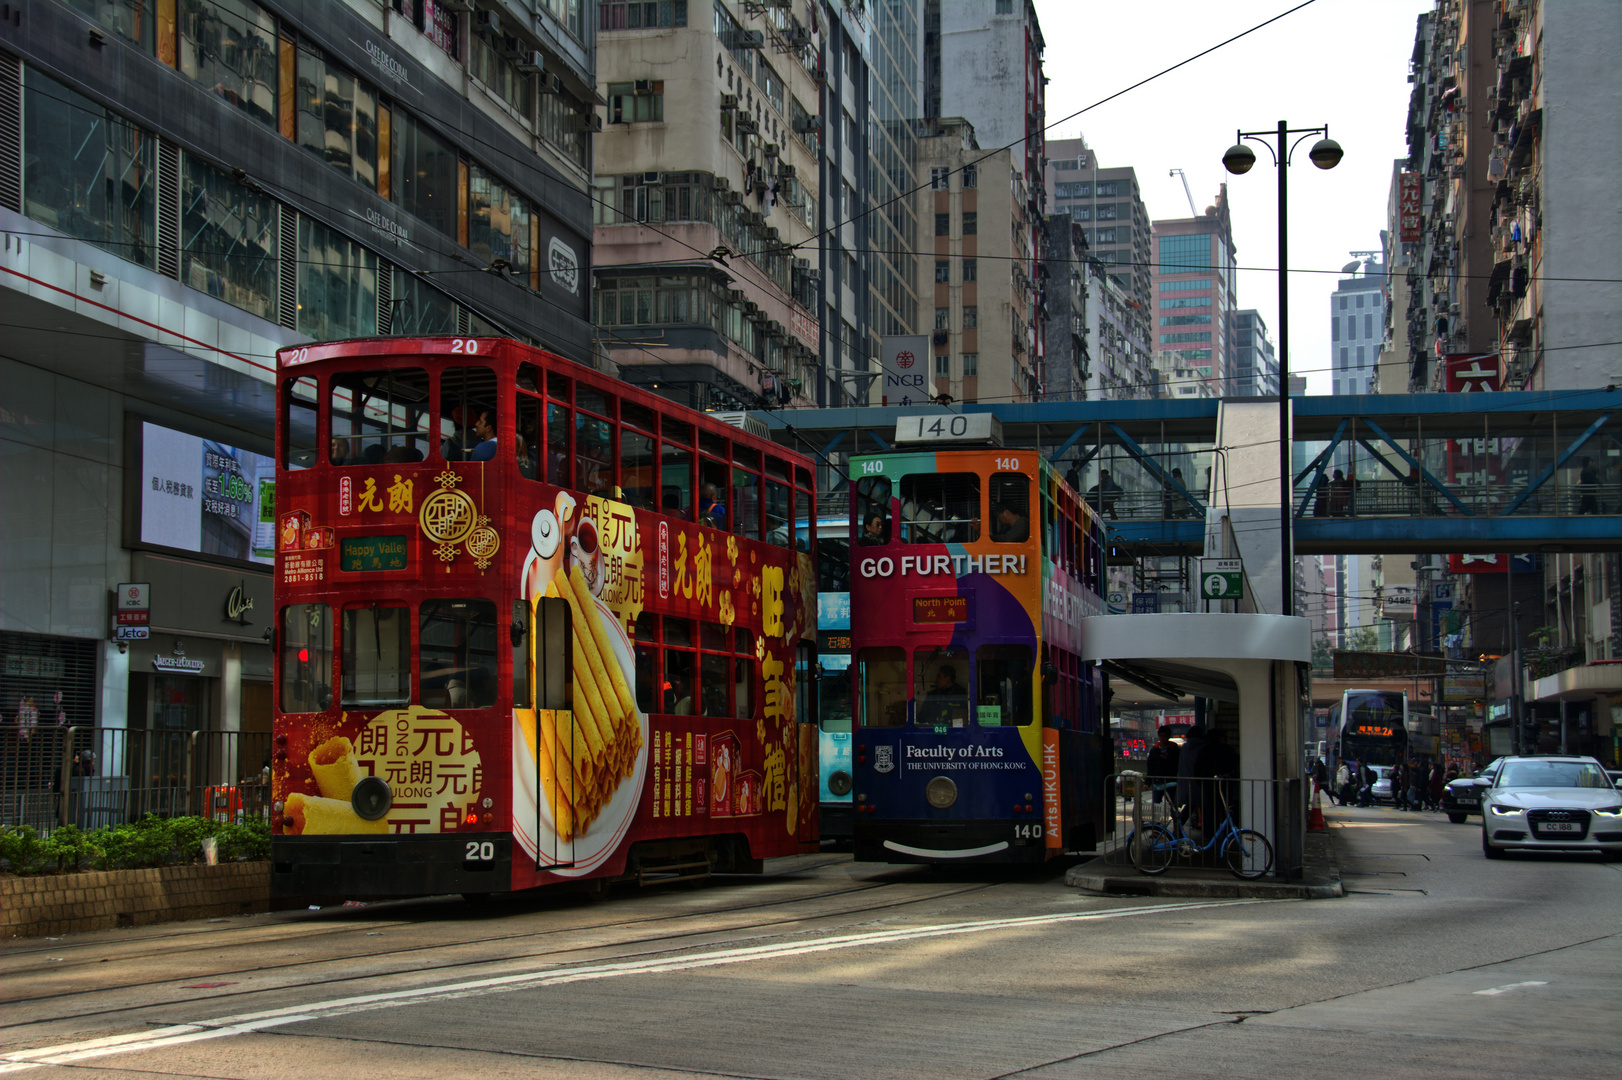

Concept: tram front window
[[900, 473, 979, 543], [975, 645, 1032, 726], [420, 599, 497, 709], [915, 648, 971, 727], [858, 647, 907, 727], [342, 604, 410, 706], [855, 476, 890, 544], [818, 655, 852, 733]]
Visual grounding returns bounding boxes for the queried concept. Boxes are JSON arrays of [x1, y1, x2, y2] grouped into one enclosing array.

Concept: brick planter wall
[[0, 862, 270, 938]]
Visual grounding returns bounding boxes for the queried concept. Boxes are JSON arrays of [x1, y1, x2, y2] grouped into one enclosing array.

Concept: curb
[[1063, 827, 1345, 899]]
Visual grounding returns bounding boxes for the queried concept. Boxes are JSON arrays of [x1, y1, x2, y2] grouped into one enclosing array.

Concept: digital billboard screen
[[138, 421, 275, 566]]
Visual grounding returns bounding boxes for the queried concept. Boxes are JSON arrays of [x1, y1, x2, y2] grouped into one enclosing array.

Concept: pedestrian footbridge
[[757, 389, 1622, 557]]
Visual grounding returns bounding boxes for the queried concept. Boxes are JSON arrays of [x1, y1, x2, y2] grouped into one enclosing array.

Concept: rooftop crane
[[1168, 168, 1198, 217]]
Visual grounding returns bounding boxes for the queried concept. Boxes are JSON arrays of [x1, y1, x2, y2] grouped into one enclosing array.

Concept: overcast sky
[[1032, 0, 1431, 393]]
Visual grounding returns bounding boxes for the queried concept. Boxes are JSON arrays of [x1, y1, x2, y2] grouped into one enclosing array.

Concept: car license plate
[[1539, 822, 1580, 833], [1458, 798, 1477, 805]]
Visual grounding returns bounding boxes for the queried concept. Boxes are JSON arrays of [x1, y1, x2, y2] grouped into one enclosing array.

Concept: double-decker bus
[[269, 338, 819, 899], [1329, 689, 1410, 767], [846, 419, 1110, 863]]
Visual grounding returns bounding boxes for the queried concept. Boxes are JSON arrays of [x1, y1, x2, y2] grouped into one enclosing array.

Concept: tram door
[[532, 597, 575, 869]]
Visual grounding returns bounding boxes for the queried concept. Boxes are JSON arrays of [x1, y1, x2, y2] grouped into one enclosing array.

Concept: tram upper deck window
[[329, 368, 430, 465], [341, 604, 410, 706], [440, 366, 498, 463], [733, 446, 761, 539], [857, 646, 907, 728], [976, 645, 1032, 726], [577, 410, 614, 498], [765, 479, 791, 546], [620, 401, 657, 511], [281, 603, 333, 712], [699, 456, 729, 528], [855, 477, 891, 544], [515, 388, 540, 481], [989, 473, 1030, 544], [420, 599, 497, 709], [283, 376, 318, 470], [899, 474, 980, 543], [663, 439, 694, 519]]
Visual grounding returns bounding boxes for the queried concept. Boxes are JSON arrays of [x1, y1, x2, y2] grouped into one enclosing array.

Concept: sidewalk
[[1063, 821, 1344, 899]]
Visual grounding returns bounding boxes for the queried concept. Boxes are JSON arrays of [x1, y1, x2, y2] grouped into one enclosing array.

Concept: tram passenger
[[860, 511, 888, 544], [917, 665, 969, 727], [991, 503, 1030, 543], [699, 483, 727, 528], [468, 408, 498, 462]]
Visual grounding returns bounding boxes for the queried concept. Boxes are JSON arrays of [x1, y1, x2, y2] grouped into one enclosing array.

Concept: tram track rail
[[1, 867, 1005, 1033]]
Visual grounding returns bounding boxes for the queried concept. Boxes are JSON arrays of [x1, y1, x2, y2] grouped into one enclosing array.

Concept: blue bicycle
[[1133, 796, 1275, 880]]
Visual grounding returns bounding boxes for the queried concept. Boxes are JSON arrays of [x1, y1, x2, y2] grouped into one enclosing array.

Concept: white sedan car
[[1481, 756, 1622, 860]]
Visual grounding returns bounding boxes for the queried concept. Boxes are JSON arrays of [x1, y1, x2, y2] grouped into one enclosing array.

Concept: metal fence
[[0, 727, 272, 837], [1101, 771, 1298, 877]]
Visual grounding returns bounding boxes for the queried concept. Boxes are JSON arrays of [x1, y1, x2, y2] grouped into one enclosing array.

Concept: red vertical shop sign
[[1444, 354, 1504, 497], [1398, 172, 1422, 243]]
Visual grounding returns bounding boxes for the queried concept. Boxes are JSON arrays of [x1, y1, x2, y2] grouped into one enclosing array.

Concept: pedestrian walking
[[1335, 759, 1355, 806], [1146, 728, 1180, 807], [1407, 759, 1427, 811], [1429, 760, 1447, 811]]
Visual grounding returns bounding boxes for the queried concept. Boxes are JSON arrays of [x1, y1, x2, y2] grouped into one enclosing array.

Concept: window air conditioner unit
[[590, 114, 603, 132], [500, 35, 527, 59], [515, 51, 545, 75], [777, 163, 796, 180], [737, 116, 759, 133], [743, 301, 760, 316], [726, 30, 765, 49], [764, 142, 780, 159], [720, 93, 739, 111], [711, 176, 731, 192], [728, 289, 747, 303], [743, 211, 764, 226], [634, 79, 654, 94], [722, 190, 743, 205], [473, 11, 500, 34], [793, 257, 810, 270], [792, 115, 822, 133], [643, 171, 662, 184]]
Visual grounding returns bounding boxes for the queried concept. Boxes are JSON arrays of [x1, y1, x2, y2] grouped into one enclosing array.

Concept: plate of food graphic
[[513, 558, 647, 874]]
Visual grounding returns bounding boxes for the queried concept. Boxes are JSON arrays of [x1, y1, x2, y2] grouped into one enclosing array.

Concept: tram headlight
[[351, 776, 393, 821], [827, 770, 853, 796], [925, 776, 958, 809]]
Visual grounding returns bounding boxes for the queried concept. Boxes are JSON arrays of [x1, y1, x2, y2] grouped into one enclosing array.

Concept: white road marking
[[0, 898, 1270, 1072], [1473, 980, 1549, 996]]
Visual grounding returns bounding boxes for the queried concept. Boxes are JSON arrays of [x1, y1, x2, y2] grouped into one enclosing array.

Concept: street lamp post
[[1222, 122, 1343, 619]]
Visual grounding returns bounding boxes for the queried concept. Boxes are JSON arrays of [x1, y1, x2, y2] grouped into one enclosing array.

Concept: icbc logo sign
[[895, 350, 915, 369]]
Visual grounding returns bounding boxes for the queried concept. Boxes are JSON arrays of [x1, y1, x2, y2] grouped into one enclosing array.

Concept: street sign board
[[1199, 559, 1243, 600], [114, 626, 150, 641]]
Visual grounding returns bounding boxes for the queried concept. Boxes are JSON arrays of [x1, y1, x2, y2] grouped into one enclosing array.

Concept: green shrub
[[2, 815, 272, 876], [0, 825, 50, 874]]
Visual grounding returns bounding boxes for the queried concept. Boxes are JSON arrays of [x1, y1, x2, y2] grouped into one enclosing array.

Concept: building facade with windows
[[1231, 309, 1277, 397], [1042, 137, 1151, 318], [924, 0, 1044, 399], [1149, 186, 1236, 394], [591, 0, 823, 411], [1329, 260, 1384, 397], [915, 117, 1032, 405], [1, 0, 595, 742]]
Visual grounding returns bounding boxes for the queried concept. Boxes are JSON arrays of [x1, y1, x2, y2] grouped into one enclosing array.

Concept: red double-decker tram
[[270, 338, 819, 899]]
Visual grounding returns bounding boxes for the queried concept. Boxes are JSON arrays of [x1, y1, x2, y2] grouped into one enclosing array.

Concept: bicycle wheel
[[1222, 829, 1275, 880], [1135, 823, 1176, 875]]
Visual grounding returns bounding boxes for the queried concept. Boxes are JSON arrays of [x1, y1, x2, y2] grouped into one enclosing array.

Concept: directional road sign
[[1200, 559, 1243, 600]]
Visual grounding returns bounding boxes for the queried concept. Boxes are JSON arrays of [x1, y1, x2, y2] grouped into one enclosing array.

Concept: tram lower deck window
[[281, 604, 333, 712], [420, 599, 497, 709], [976, 645, 1032, 726], [857, 647, 907, 727], [342, 604, 410, 706]]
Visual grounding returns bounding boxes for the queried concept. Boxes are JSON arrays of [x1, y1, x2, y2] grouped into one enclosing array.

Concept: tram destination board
[[339, 535, 409, 572], [913, 596, 968, 623]]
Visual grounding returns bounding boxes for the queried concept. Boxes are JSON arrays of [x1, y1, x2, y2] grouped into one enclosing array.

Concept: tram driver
[[917, 664, 970, 727]]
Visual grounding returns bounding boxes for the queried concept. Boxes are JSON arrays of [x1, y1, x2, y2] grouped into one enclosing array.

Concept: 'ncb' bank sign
[[879, 335, 930, 407]]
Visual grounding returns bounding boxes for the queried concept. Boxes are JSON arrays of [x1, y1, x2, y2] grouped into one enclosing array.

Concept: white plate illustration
[[512, 590, 647, 876]]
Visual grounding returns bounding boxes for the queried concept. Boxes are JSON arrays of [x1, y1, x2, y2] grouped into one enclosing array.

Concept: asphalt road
[[3, 804, 1618, 1079]]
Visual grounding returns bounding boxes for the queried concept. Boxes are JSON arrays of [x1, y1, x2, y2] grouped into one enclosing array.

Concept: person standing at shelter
[[1146, 729, 1180, 807], [1176, 724, 1208, 830]]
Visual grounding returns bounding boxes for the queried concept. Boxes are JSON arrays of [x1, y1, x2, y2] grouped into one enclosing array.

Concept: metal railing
[[1101, 771, 1297, 877], [0, 727, 272, 837]]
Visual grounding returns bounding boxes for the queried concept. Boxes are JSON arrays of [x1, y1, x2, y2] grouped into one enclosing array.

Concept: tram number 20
[[1014, 824, 1043, 840], [464, 840, 496, 862]]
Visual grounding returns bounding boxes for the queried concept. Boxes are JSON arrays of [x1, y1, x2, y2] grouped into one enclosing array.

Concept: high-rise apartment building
[[860, 0, 923, 377], [1231, 310, 1278, 397], [1042, 138, 1152, 316], [1329, 259, 1384, 397], [1040, 216, 1087, 401], [1, 0, 595, 730], [916, 118, 1035, 404], [1150, 186, 1237, 393], [924, 0, 1044, 397], [592, 1, 823, 410]]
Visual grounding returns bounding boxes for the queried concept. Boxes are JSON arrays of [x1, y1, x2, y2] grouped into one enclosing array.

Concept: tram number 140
[[1014, 823, 1044, 840]]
